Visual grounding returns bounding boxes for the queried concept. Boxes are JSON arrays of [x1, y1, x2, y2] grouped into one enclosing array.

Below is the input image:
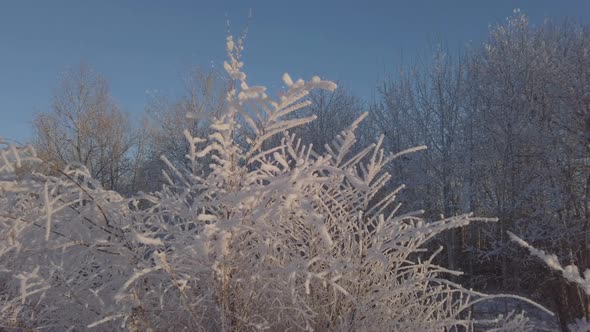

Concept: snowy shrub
[[0, 37, 550, 331]]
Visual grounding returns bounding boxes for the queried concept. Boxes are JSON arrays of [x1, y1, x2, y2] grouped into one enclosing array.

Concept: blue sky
[[1, 0, 589, 142]]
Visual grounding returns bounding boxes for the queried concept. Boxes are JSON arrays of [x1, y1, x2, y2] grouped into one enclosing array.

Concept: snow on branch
[[508, 231, 590, 295]]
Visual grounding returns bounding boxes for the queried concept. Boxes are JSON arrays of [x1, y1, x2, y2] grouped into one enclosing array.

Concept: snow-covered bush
[[0, 141, 139, 329], [0, 37, 549, 331]]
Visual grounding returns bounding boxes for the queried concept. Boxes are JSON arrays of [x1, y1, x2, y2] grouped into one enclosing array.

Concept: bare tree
[[33, 63, 135, 191], [374, 48, 469, 272], [291, 88, 365, 154], [135, 67, 229, 192]]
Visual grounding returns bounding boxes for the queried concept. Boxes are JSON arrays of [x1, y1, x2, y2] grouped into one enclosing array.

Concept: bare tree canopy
[[33, 63, 135, 191]]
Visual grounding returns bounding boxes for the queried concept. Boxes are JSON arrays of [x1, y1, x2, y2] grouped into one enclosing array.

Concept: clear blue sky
[[1, 0, 589, 142]]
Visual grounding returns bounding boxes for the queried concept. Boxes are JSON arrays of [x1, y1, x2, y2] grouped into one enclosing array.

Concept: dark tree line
[[371, 13, 590, 329]]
